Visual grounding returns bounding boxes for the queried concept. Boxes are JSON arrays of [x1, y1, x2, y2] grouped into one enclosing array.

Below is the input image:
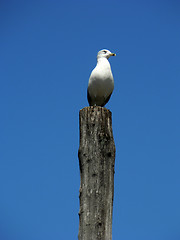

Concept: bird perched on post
[[87, 49, 116, 107]]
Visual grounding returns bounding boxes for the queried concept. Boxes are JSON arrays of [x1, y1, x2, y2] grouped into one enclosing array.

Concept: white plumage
[[87, 49, 116, 107]]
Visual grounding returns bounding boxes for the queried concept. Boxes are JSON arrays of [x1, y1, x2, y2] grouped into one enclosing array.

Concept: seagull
[[87, 49, 116, 107]]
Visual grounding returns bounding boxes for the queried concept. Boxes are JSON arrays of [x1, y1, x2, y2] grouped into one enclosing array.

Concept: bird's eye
[[103, 50, 107, 53]]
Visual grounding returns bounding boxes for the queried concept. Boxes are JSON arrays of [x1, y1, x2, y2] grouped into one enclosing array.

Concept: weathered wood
[[78, 106, 116, 240]]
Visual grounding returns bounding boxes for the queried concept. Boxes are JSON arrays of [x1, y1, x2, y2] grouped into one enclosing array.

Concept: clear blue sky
[[0, 1, 180, 239]]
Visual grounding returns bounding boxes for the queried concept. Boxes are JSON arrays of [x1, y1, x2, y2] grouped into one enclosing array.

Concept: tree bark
[[78, 106, 116, 240]]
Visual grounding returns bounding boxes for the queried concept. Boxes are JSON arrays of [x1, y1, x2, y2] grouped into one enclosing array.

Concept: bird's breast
[[88, 66, 114, 98]]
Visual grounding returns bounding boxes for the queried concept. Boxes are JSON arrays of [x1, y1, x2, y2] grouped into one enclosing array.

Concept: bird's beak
[[110, 53, 116, 56]]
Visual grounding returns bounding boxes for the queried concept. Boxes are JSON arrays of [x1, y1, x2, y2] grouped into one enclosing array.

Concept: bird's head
[[97, 49, 116, 59]]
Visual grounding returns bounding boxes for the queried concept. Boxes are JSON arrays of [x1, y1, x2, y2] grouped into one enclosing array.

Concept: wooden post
[[78, 106, 116, 240]]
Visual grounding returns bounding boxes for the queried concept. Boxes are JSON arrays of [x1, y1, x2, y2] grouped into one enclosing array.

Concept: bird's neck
[[97, 57, 110, 66]]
